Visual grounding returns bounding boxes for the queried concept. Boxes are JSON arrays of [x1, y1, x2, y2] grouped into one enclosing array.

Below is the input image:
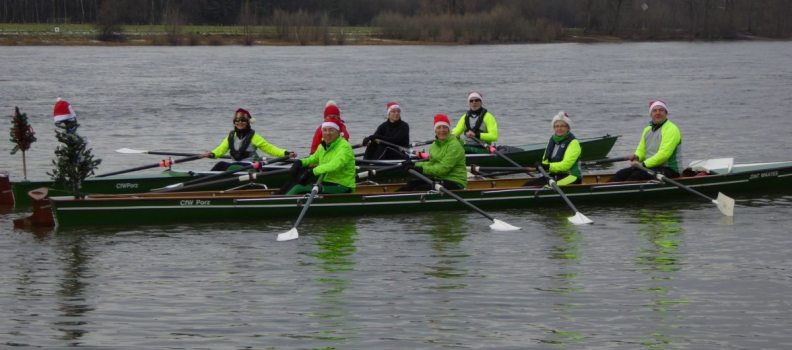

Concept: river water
[[1, 43, 791, 349]]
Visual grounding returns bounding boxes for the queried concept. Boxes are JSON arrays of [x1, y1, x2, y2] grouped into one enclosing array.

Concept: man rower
[[284, 115, 356, 195], [452, 92, 499, 154], [608, 100, 684, 182]]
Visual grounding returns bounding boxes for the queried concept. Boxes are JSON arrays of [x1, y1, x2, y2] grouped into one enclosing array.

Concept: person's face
[[233, 117, 249, 128], [650, 106, 667, 124], [553, 120, 569, 136], [468, 98, 482, 111], [322, 126, 340, 143], [388, 109, 401, 123], [435, 125, 449, 140]]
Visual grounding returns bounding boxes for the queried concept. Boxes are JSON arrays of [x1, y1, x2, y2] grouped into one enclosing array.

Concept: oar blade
[[490, 219, 521, 231], [568, 212, 594, 225], [115, 148, 147, 154], [277, 228, 299, 242], [714, 192, 735, 217]]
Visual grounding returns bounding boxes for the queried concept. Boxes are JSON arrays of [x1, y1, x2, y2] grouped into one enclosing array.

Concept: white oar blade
[[115, 148, 147, 154], [490, 219, 520, 231], [714, 192, 735, 217], [277, 228, 299, 242], [568, 212, 593, 225]]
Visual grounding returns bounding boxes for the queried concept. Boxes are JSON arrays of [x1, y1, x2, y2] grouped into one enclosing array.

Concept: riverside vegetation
[[1, 0, 789, 46]]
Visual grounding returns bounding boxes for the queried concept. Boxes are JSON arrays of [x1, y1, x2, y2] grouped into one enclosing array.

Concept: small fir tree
[[48, 120, 101, 199], [9, 107, 37, 180]]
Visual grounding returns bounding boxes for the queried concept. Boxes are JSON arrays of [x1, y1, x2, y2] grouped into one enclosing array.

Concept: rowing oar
[[154, 155, 293, 193], [407, 168, 520, 231], [152, 167, 291, 193], [470, 137, 591, 225], [535, 166, 593, 225], [116, 148, 232, 159], [277, 174, 326, 242], [96, 155, 200, 178], [369, 139, 435, 158], [634, 163, 734, 216], [355, 163, 404, 181], [580, 156, 630, 166]]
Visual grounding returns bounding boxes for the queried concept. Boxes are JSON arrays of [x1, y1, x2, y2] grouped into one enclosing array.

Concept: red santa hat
[[321, 118, 341, 131], [433, 114, 451, 130], [234, 108, 256, 124], [649, 100, 668, 114], [324, 100, 340, 118], [386, 102, 401, 115], [551, 111, 572, 129], [468, 92, 483, 102], [53, 98, 77, 123]]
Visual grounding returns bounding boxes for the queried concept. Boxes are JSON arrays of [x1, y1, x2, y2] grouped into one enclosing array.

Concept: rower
[[361, 102, 410, 160], [608, 100, 684, 182], [200, 108, 295, 171], [398, 114, 467, 191], [283, 117, 356, 195], [452, 92, 499, 154], [524, 111, 583, 186], [310, 100, 350, 155]]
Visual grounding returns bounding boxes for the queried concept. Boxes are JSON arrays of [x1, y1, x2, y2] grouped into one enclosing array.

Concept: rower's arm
[[478, 113, 499, 143], [251, 133, 287, 157]]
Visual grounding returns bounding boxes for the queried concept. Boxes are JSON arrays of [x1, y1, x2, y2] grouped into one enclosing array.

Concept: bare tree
[[162, 4, 183, 46]]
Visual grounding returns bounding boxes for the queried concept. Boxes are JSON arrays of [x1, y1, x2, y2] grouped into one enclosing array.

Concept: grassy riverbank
[[0, 23, 783, 46]]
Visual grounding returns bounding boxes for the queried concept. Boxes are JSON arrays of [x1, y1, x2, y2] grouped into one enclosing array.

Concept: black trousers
[[397, 179, 463, 192], [607, 166, 680, 182]]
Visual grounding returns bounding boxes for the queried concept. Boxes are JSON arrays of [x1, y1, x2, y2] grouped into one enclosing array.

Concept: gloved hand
[[290, 161, 303, 178], [411, 166, 424, 174], [299, 168, 313, 185], [534, 161, 546, 172], [284, 150, 297, 158], [402, 159, 415, 172], [362, 136, 371, 146]]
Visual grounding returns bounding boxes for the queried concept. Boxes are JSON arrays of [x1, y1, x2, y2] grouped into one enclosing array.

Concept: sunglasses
[[469, 99, 481, 103], [233, 118, 248, 123]]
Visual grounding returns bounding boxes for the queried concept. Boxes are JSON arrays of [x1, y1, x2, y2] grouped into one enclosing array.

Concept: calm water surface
[[1, 43, 791, 349]]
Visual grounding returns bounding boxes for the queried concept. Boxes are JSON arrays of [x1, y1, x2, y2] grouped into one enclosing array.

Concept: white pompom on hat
[[551, 111, 572, 129], [649, 100, 668, 114], [324, 100, 340, 118], [468, 92, 483, 102], [53, 97, 77, 123]]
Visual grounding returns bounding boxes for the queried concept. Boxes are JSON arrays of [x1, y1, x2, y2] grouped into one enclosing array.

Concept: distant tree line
[[2, 0, 790, 40]]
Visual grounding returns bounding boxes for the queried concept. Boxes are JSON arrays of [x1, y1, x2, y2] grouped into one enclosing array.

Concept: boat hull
[[47, 161, 792, 226], [8, 134, 620, 206]]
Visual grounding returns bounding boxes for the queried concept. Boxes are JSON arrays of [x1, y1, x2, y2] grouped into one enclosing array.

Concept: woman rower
[[398, 114, 467, 191], [200, 108, 295, 171], [361, 102, 410, 160], [310, 101, 350, 154], [523, 111, 582, 186]]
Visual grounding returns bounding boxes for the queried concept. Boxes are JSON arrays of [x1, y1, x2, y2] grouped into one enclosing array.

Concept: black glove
[[284, 150, 292, 157], [412, 166, 424, 174], [534, 161, 546, 171], [290, 161, 303, 178], [362, 136, 370, 145], [402, 159, 415, 172], [369, 134, 377, 143], [299, 168, 313, 185]]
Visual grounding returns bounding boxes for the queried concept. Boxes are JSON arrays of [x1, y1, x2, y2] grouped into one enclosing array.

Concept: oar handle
[[580, 156, 630, 166], [291, 174, 326, 229], [375, 139, 434, 153], [96, 155, 201, 178], [356, 163, 403, 180], [536, 166, 582, 214], [470, 137, 524, 169]]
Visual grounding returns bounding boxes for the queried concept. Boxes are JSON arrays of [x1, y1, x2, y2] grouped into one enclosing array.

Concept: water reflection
[[634, 209, 689, 348], [305, 223, 358, 342], [420, 215, 470, 290], [52, 234, 95, 344], [538, 222, 585, 346]]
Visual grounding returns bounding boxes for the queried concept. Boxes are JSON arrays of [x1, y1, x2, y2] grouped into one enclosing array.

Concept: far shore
[[0, 26, 787, 46]]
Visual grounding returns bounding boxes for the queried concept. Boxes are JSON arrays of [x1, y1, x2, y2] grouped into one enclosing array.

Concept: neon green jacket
[[541, 137, 582, 186], [416, 137, 467, 188], [452, 111, 498, 145], [211, 132, 287, 161], [635, 118, 684, 173], [301, 137, 356, 190]]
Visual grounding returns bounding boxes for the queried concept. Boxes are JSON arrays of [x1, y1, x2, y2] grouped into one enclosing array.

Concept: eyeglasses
[[469, 99, 481, 103], [233, 118, 248, 123]]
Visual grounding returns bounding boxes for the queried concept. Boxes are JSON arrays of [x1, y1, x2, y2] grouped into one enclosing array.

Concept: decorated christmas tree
[[9, 107, 37, 180], [47, 116, 101, 199]]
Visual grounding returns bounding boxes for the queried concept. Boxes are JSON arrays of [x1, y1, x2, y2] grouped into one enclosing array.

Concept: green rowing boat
[[3, 134, 619, 206], [19, 159, 792, 227]]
